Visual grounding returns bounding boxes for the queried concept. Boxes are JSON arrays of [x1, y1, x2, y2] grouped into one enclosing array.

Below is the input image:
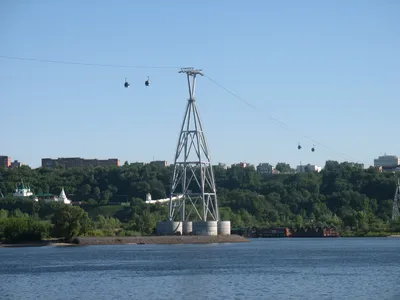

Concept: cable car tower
[[392, 177, 400, 221], [168, 67, 219, 223]]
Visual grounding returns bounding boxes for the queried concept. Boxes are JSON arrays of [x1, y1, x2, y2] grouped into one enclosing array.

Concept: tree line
[[0, 160, 400, 241]]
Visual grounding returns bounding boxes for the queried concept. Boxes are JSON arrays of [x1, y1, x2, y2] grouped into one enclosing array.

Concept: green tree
[[0, 209, 8, 219], [51, 206, 90, 241], [1, 159, 399, 236], [275, 163, 293, 173]]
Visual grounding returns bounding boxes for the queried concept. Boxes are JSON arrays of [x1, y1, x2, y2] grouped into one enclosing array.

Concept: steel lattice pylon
[[168, 67, 219, 222], [392, 178, 400, 221]]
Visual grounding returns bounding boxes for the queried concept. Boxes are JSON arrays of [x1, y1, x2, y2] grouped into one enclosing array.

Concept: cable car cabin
[[124, 78, 130, 88]]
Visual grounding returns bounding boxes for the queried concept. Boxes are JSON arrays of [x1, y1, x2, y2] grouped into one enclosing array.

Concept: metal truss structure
[[168, 67, 219, 222]]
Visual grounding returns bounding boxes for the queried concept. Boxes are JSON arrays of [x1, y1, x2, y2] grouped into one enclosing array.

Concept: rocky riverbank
[[75, 235, 250, 246], [0, 235, 250, 248]]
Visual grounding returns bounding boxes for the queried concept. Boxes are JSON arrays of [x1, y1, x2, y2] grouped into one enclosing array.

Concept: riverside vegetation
[[1, 160, 400, 243]]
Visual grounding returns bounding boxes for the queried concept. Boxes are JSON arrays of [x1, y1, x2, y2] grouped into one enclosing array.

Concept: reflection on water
[[1, 238, 400, 300]]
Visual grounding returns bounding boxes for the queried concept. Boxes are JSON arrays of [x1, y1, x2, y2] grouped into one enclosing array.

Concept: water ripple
[[0, 238, 400, 300]]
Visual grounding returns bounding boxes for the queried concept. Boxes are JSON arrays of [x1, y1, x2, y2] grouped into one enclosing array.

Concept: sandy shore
[[0, 235, 250, 248], [75, 235, 250, 246]]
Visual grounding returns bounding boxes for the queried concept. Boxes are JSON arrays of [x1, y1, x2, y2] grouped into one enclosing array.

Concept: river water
[[0, 238, 399, 300]]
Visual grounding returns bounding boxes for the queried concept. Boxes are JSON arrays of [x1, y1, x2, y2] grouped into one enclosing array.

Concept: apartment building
[[0, 156, 11, 168]]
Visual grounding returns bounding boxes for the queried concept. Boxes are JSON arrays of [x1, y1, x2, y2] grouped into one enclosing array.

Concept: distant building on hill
[[12, 180, 38, 201], [0, 156, 11, 168], [0, 157, 25, 168], [36, 188, 72, 204], [296, 164, 322, 173], [41, 157, 120, 168], [374, 154, 400, 171], [10, 160, 24, 168], [149, 160, 168, 167], [233, 162, 247, 168], [256, 163, 274, 175]]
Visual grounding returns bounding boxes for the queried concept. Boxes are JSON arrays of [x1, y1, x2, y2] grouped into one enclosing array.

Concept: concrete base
[[192, 221, 218, 236], [156, 221, 182, 236], [182, 221, 193, 235], [218, 221, 231, 235]]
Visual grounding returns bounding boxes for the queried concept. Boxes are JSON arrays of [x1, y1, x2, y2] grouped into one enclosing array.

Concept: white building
[[13, 181, 38, 201], [41, 188, 71, 204], [144, 192, 184, 205], [10, 182, 71, 204], [57, 188, 72, 204], [374, 155, 400, 168], [296, 164, 322, 173]]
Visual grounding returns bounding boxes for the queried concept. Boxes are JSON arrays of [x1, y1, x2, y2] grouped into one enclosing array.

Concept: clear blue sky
[[0, 0, 399, 169]]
